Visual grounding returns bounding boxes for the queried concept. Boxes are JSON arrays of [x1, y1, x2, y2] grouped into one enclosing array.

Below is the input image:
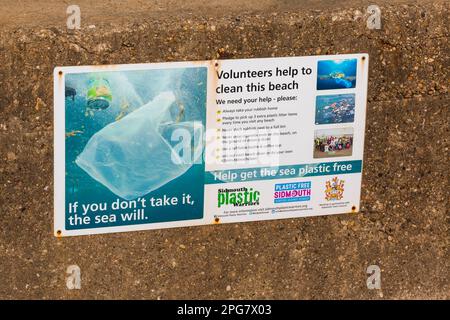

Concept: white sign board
[[54, 53, 369, 236]]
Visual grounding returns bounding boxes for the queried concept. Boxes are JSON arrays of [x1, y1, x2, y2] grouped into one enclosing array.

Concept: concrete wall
[[0, 1, 448, 299]]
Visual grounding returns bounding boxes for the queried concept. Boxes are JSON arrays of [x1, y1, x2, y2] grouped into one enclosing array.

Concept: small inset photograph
[[314, 127, 354, 158], [315, 93, 355, 125], [317, 59, 357, 90]]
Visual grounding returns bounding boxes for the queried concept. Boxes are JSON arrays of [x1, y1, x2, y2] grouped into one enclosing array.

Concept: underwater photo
[[64, 67, 207, 228], [315, 94, 355, 125], [316, 59, 357, 90]]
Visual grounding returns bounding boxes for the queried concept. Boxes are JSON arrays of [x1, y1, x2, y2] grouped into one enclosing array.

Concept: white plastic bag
[[76, 91, 203, 200]]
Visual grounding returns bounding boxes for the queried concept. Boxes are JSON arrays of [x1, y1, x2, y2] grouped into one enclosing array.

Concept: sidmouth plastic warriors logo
[[217, 187, 260, 208], [325, 177, 345, 201]]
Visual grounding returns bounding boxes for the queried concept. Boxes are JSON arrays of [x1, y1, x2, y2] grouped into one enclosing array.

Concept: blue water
[[64, 67, 207, 230], [317, 59, 357, 90], [315, 94, 355, 125]]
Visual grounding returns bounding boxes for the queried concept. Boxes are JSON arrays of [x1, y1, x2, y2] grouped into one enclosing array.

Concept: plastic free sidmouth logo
[[217, 187, 260, 208], [274, 182, 311, 203]]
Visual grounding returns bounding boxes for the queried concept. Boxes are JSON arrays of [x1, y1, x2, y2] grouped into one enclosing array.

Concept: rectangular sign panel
[[54, 53, 369, 236]]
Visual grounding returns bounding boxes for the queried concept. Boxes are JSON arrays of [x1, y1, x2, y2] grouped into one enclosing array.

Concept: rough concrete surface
[[0, 0, 449, 299]]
